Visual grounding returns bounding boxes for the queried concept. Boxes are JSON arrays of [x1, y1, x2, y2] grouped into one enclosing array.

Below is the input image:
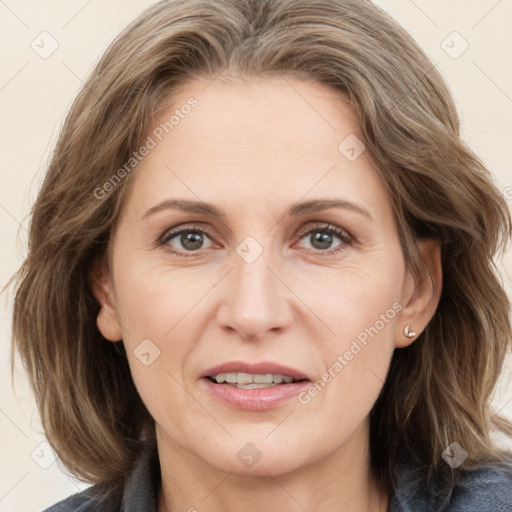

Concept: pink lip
[[200, 360, 310, 381], [200, 378, 311, 410], [199, 360, 311, 411]]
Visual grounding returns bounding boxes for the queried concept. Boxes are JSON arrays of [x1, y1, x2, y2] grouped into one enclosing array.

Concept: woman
[[10, 0, 512, 510]]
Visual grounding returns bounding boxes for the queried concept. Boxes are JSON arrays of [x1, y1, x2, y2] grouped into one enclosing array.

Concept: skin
[[92, 75, 442, 512]]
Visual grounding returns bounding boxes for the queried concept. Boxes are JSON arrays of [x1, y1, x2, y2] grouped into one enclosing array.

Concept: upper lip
[[200, 361, 311, 381]]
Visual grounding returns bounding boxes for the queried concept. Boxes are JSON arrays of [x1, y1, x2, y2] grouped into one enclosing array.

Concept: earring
[[404, 325, 416, 338]]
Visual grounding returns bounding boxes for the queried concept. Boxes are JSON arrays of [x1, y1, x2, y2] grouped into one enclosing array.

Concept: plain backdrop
[[1, 1, 511, 510]]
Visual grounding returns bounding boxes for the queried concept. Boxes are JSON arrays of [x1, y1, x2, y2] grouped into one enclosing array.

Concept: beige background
[[1, 1, 511, 510]]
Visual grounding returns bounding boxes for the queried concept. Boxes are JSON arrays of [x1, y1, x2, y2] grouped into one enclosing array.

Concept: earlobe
[[90, 261, 123, 342], [395, 239, 442, 348]]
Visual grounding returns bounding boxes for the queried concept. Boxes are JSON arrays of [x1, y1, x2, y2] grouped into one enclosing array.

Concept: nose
[[216, 248, 294, 340]]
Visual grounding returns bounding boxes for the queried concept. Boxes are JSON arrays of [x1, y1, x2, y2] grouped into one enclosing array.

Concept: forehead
[[121, 74, 390, 222], [151, 74, 362, 161]]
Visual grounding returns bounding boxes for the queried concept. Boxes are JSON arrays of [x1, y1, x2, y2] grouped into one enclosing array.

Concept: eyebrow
[[141, 198, 372, 221]]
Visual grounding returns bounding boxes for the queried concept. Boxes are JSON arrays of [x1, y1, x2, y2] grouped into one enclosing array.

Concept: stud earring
[[404, 325, 416, 338]]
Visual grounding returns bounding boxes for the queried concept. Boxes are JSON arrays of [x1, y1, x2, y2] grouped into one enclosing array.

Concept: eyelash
[[157, 223, 353, 258]]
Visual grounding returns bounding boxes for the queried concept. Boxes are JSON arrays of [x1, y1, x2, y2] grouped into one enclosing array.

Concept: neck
[[156, 421, 389, 512]]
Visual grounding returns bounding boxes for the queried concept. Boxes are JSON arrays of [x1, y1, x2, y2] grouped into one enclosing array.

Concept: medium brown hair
[[9, 0, 512, 499]]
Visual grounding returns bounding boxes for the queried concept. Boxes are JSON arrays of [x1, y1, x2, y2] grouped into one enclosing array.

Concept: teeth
[[253, 374, 274, 383], [237, 373, 254, 384], [234, 383, 278, 389], [212, 372, 297, 385]]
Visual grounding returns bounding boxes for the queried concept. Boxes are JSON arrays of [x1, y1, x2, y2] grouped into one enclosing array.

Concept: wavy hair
[[9, 0, 512, 500]]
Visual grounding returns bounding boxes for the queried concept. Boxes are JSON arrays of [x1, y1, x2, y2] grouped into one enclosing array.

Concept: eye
[[296, 223, 352, 254], [158, 222, 353, 258], [159, 225, 215, 257]]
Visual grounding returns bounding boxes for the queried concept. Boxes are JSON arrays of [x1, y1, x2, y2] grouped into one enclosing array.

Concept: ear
[[395, 239, 442, 348], [90, 258, 123, 342]]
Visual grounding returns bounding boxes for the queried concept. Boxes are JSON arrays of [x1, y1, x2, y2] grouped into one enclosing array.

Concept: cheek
[[296, 252, 403, 407], [296, 249, 404, 339], [298, 281, 399, 429], [115, 267, 205, 429], [109, 261, 203, 398], [113, 257, 213, 342]]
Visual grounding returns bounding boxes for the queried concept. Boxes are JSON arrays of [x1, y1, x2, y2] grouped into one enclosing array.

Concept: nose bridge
[[217, 240, 292, 338], [234, 250, 275, 306]]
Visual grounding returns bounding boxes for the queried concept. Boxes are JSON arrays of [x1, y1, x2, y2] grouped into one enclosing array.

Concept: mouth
[[204, 372, 309, 389], [199, 361, 311, 410]]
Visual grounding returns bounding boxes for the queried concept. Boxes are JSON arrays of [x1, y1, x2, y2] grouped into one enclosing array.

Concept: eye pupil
[[311, 231, 333, 250], [182, 231, 203, 250]]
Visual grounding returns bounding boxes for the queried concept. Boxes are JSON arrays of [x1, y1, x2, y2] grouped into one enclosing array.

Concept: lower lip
[[200, 378, 311, 410]]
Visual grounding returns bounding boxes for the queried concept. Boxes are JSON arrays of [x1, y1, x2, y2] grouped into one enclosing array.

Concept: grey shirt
[[43, 444, 512, 511]]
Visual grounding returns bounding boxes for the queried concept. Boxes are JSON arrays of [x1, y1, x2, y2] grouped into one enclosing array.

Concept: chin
[[207, 450, 305, 477], [188, 432, 317, 477]]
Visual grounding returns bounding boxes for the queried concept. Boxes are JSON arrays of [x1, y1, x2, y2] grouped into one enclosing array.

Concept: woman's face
[[95, 75, 428, 476]]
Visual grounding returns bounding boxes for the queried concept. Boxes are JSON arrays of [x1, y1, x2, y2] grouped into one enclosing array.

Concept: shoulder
[[448, 464, 512, 511], [41, 443, 160, 512], [391, 460, 512, 512], [42, 486, 116, 512]]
